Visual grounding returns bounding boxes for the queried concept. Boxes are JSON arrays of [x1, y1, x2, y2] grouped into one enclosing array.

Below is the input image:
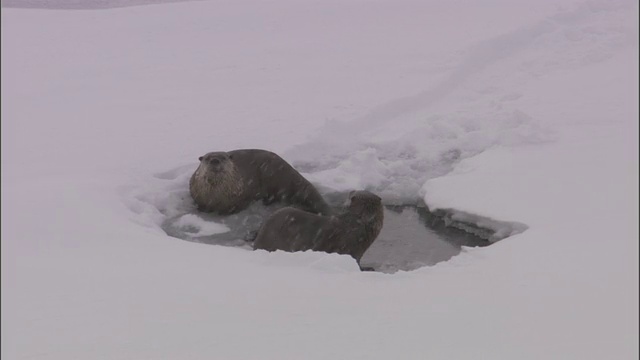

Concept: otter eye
[[198, 156, 203, 161]]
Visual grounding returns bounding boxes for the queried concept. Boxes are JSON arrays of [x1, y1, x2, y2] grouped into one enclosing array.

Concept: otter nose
[[209, 158, 221, 166]]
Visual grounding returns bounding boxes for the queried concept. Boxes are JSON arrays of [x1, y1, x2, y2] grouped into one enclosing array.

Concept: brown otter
[[190, 149, 332, 215], [253, 190, 384, 264]]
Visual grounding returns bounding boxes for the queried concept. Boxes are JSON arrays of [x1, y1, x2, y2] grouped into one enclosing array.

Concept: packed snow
[[2, 0, 638, 359], [171, 214, 230, 237]]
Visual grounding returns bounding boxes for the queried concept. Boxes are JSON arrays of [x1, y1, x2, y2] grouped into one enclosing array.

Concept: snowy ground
[[1, 0, 204, 10], [2, 0, 638, 359]]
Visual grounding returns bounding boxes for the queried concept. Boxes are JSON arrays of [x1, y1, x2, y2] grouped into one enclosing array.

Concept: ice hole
[[160, 188, 526, 273]]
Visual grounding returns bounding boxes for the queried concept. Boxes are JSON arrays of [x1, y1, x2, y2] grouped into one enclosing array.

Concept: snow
[[171, 214, 230, 237], [2, 0, 638, 359], [2, 0, 203, 10]]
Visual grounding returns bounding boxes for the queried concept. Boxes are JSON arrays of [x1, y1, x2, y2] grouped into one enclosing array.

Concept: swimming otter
[[189, 149, 332, 215], [253, 190, 384, 263]]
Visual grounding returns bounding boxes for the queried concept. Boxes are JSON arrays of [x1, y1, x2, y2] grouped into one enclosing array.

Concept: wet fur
[[190, 149, 332, 215], [253, 191, 384, 263]]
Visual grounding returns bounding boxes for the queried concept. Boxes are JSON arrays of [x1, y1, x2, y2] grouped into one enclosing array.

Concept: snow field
[[2, 0, 638, 358]]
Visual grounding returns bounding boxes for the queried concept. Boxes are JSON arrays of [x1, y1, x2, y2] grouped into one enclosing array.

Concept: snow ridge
[[284, 0, 636, 202]]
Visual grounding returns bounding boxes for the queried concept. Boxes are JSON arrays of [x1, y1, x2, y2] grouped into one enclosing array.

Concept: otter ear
[[198, 156, 203, 161]]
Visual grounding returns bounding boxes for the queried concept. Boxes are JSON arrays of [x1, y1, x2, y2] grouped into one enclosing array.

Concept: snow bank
[[287, 0, 636, 204]]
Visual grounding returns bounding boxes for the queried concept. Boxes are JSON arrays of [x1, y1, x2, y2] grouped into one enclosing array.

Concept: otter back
[[253, 190, 384, 263], [190, 149, 332, 215]]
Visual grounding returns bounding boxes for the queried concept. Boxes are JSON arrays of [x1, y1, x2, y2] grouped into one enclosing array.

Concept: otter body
[[190, 149, 332, 215], [253, 191, 384, 263]]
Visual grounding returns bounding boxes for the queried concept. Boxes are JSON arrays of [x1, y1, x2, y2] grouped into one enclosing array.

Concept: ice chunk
[[431, 208, 528, 243], [172, 214, 230, 237]]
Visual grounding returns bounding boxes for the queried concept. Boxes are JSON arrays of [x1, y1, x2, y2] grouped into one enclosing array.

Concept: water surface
[[162, 192, 491, 273]]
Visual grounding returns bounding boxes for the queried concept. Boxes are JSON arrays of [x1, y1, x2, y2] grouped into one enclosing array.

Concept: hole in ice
[[137, 163, 526, 273], [320, 191, 515, 273], [154, 177, 523, 273]]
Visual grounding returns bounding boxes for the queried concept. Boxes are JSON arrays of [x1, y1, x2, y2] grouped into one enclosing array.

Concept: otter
[[253, 190, 384, 264], [190, 149, 332, 215]]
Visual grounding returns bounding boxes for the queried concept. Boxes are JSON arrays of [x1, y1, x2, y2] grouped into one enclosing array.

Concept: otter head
[[347, 190, 382, 214], [347, 190, 384, 226], [196, 152, 235, 184]]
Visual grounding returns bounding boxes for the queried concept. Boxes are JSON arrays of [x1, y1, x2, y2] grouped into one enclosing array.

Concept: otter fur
[[253, 190, 384, 263], [190, 149, 332, 215]]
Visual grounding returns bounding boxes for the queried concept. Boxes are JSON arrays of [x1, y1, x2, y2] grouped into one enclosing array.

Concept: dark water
[[359, 205, 488, 272], [161, 191, 492, 273]]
